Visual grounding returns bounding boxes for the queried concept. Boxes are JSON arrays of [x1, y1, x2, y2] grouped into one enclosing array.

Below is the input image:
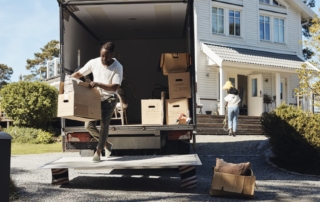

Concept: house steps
[[196, 115, 264, 135]]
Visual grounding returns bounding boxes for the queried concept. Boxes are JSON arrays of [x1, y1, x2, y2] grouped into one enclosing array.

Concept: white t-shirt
[[224, 94, 241, 107], [79, 57, 123, 101]]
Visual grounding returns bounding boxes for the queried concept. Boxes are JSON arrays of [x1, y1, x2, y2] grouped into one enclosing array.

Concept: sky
[[0, 0, 59, 82], [0, 1, 320, 82]]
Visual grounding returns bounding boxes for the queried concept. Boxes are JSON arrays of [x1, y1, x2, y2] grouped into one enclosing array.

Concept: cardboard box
[[209, 167, 256, 198], [166, 98, 189, 125], [141, 99, 163, 125], [57, 80, 101, 122], [168, 72, 191, 99], [160, 53, 191, 75]]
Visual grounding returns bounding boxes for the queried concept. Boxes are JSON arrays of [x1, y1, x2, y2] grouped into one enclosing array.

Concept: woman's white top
[[224, 94, 241, 107]]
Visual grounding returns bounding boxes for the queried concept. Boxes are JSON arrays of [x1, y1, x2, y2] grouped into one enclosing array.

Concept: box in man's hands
[[57, 80, 101, 122]]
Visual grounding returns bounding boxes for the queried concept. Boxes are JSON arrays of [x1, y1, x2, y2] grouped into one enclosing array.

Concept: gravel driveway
[[10, 135, 320, 202]]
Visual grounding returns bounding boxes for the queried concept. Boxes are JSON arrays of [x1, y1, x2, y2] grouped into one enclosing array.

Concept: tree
[[302, 0, 316, 59], [297, 15, 320, 105], [0, 64, 13, 88], [0, 81, 58, 128], [25, 40, 59, 81]]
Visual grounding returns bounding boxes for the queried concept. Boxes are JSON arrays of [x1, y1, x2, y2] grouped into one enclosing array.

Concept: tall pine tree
[[0, 64, 13, 88], [25, 40, 59, 81]]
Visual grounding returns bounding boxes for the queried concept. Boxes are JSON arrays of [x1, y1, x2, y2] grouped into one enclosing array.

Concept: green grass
[[11, 142, 62, 155]]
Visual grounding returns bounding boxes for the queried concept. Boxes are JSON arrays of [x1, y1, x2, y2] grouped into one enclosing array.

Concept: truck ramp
[[42, 154, 202, 188]]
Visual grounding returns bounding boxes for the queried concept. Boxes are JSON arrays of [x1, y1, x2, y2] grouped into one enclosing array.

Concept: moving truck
[[55, 0, 197, 156]]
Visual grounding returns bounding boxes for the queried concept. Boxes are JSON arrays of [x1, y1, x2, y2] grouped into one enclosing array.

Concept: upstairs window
[[274, 18, 284, 43], [260, 16, 270, 41], [212, 7, 224, 34], [260, 0, 270, 3], [229, 10, 241, 36], [260, 0, 283, 7]]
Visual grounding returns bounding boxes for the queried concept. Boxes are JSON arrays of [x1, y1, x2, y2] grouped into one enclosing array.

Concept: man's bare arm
[[71, 72, 84, 79], [90, 82, 120, 92]]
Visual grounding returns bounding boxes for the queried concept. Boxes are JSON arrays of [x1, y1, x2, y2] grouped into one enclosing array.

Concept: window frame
[[259, 15, 271, 41], [259, 0, 284, 7], [259, 11, 287, 44], [212, 7, 225, 35], [211, 2, 244, 38], [273, 17, 285, 43], [229, 10, 241, 36]]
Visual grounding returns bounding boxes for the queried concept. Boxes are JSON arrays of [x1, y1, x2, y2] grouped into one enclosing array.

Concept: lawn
[[11, 142, 62, 155]]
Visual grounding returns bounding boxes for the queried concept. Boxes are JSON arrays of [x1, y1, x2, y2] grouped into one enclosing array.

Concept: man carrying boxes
[[71, 42, 123, 162]]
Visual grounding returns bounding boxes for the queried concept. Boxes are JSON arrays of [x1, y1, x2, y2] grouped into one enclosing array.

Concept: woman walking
[[224, 87, 241, 136]]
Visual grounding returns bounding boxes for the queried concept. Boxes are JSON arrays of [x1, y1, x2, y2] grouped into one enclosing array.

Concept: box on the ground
[[141, 99, 163, 125], [160, 53, 191, 75], [57, 80, 101, 122], [166, 98, 189, 125], [209, 167, 256, 198], [66, 132, 91, 142], [168, 72, 191, 99]]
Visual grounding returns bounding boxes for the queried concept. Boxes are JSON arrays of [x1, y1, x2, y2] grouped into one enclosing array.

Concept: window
[[259, 0, 270, 3], [229, 78, 235, 87], [212, 7, 224, 34], [260, 0, 282, 6], [252, 79, 258, 97], [229, 10, 240, 36], [260, 16, 270, 41], [274, 18, 284, 43]]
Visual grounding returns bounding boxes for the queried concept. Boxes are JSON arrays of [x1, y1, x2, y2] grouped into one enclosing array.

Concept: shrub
[[4, 126, 54, 144], [0, 81, 58, 129], [261, 104, 320, 167]]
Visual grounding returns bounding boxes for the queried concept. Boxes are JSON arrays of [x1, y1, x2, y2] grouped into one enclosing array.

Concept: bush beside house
[[261, 104, 320, 174]]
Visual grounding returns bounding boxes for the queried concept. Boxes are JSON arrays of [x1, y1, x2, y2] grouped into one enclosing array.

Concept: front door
[[247, 74, 263, 116]]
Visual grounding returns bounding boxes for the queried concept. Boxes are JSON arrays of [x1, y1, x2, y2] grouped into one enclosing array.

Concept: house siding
[[196, 0, 302, 55], [288, 74, 299, 104]]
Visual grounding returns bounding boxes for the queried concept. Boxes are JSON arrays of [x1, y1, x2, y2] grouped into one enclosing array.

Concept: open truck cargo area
[[57, 0, 197, 154]]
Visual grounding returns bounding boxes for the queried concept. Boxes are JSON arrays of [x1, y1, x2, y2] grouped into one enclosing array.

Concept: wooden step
[[196, 131, 264, 135], [196, 114, 263, 135], [196, 119, 261, 124], [197, 123, 262, 129]]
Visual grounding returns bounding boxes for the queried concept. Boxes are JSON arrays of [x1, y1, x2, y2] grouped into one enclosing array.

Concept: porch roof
[[202, 43, 319, 71]]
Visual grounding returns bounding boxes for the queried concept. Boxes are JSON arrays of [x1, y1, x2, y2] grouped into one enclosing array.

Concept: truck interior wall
[[63, 17, 100, 73], [111, 38, 188, 123]]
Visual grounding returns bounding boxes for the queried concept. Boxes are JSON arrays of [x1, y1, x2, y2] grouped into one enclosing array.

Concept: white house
[[194, 0, 318, 116]]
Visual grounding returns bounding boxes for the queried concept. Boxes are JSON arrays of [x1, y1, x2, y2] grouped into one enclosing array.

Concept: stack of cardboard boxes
[[141, 53, 191, 125]]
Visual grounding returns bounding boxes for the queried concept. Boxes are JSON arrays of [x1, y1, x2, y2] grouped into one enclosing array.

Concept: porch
[[196, 114, 263, 135], [199, 42, 319, 116]]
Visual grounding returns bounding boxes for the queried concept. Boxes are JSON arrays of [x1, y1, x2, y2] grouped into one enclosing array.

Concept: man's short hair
[[101, 42, 115, 53]]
